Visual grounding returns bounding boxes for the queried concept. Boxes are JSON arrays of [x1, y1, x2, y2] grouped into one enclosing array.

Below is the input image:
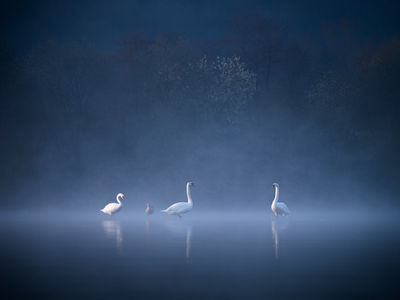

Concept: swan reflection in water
[[271, 218, 290, 259], [271, 220, 279, 259], [186, 225, 192, 264], [102, 220, 123, 252], [164, 221, 192, 263]]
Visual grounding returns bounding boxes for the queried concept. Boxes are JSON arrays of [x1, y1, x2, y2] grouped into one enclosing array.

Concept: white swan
[[101, 193, 124, 215], [161, 182, 194, 218], [271, 183, 290, 216]]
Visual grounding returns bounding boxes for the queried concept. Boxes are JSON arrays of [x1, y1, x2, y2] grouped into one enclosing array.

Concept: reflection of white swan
[[271, 183, 290, 216], [102, 220, 123, 250], [101, 193, 124, 215], [186, 226, 192, 263], [161, 182, 194, 218], [271, 220, 279, 259], [163, 221, 193, 262]]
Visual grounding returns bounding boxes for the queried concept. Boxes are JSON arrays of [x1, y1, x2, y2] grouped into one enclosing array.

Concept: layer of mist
[[1, 10, 399, 212]]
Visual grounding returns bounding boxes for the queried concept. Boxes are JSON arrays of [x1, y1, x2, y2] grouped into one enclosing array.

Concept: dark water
[[1, 212, 399, 299]]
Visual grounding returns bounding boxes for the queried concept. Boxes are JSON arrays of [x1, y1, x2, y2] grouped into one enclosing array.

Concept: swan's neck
[[186, 184, 193, 205], [116, 195, 122, 205], [272, 186, 279, 206]]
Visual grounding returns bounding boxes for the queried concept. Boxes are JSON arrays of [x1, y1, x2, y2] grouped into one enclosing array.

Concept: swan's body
[[101, 193, 124, 215], [162, 182, 194, 218], [271, 183, 290, 216]]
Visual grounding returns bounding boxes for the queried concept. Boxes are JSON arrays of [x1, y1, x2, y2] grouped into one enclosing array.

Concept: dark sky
[[1, 0, 399, 211], [1, 0, 399, 52]]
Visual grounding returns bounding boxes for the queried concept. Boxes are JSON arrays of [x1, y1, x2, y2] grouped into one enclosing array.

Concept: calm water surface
[[1, 212, 399, 299]]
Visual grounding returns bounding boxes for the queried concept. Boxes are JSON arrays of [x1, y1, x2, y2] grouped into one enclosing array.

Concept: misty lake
[[1, 212, 399, 299]]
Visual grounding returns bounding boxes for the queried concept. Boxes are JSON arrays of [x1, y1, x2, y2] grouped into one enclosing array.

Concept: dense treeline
[[1, 16, 399, 209]]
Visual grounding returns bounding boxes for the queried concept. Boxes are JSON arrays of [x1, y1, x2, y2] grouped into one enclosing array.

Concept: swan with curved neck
[[161, 182, 194, 218], [101, 193, 124, 215], [271, 183, 290, 216]]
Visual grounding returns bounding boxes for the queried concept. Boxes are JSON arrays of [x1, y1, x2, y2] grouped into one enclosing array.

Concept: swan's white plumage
[[101, 193, 124, 215], [271, 183, 290, 216], [274, 202, 290, 215], [162, 182, 194, 217]]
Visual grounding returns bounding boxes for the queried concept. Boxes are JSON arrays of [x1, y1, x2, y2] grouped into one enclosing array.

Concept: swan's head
[[272, 183, 279, 188], [187, 182, 195, 187], [117, 193, 125, 201]]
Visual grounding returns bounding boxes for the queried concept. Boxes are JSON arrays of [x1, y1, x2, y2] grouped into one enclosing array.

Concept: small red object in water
[[145, 203, 154, 215]]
